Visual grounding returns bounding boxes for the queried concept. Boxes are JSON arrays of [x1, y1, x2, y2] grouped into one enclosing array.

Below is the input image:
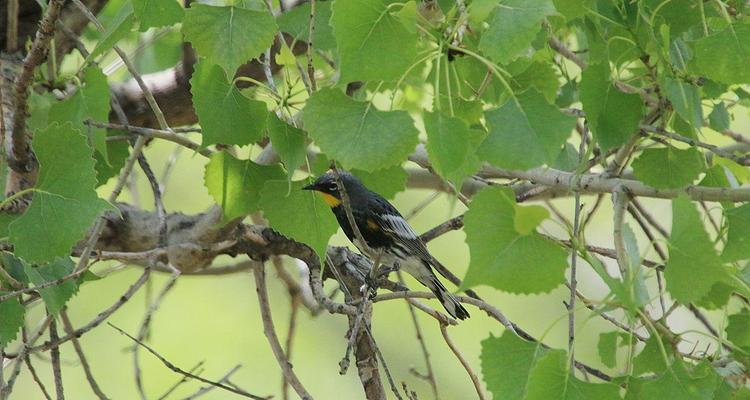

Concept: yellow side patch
[[366, 219, 379, 230], [317, 192, 342, 207]]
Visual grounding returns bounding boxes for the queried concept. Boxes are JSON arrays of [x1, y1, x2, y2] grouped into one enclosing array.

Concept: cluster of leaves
[[3, 0, 750, 398]]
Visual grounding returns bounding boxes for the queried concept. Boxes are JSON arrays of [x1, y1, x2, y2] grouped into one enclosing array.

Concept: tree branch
[[252, 262, 313, 400], [108, 323, 269, 400]]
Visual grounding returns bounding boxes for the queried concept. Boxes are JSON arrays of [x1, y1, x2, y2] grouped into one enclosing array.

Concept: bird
[[303, 170, 470, 320]]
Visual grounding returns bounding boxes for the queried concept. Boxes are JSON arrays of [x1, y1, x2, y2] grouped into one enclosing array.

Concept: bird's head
[[302, 170, 364, 207]]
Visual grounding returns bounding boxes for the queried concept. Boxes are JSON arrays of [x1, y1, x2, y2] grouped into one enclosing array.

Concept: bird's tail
[[422, 273, 470, 320]]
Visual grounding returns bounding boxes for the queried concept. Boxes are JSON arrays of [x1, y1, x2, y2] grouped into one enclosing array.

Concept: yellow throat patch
[[317, 192, 342, 207]]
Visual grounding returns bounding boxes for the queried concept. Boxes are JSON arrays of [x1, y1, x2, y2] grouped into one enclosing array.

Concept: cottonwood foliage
[[2, 0, 750, 398]]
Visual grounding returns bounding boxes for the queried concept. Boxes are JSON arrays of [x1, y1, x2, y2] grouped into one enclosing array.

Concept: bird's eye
[[328, 182, 338, 191]]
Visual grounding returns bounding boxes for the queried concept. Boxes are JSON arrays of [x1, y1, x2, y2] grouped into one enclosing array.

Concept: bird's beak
[[302, 183, 316, 191]]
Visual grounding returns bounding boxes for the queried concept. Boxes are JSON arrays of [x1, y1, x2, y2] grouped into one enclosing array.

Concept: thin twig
[[157, 361, 205, 400], [568, 132, 586, 368], [720, 129, 750, 145], [59, 310, 108, 400], [184, 365, 243, 400], [1, 314, 53, 399], [134, 268, 180, 400], [21, 329, 53, 400], [362, 326, 403, 400], [282, 295, 300, 400], [306, 0, 317, 91], [108, 323, 268, 400], [398, 271, 439, 400], [642, 124, 750, 165], [49, 317, 65, 400], [252, 262, 313, 400], [439, 324, 486, 400], [9, 0, 65, 173], [85, 120, 210, 157], [30, 266, 153, 353], [547, 35, 587, 70], [627, 204, 668, 315]]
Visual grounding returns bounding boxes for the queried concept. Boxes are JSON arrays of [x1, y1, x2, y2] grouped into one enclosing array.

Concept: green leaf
[[351, 166, 408, 200], [183, 3, 277, 76], [640, 361, 722, 400], [666, 197, 728, 304], [580, 62, 643, 151], [552, 143, 579, 172], [267, 114, 307, 183], [331, 0, 417, 82], [598, 331, 626, 368], [695, 282, 734, 310], [727, 309, 750, 349], [190, 60, 268, 147], [514, 205, 549, 235], [463, 187, 568, 293], [86, 4, 135, 62], [302, 88, 418, 171], [48, 66, 110, 161], [259, 180, 339, 260], [94, 130, 130, 186], [203, 152, 285, 221], [664, 77, 703, 128], [424, 112, 484, 189], [700, 165, 730, 188], [24, 258, 78, 315], [478, 0, 555, 64], [9, 123, 113, 264], [0, 294, 24, 347], [633, 335, 673, 375], [694, 23, 750, 85], [632, 146, 705, 189], [133, 0, 184, 30], [481, 331, 548, 400], [276, 1, 335, 51], [553, 0, 587, 20], [525, 351, 621, 400], [510, 61, 561, 103], [478, 90, 575, 170], [708, 102, 730, 132], [722, 203, 750, 262]]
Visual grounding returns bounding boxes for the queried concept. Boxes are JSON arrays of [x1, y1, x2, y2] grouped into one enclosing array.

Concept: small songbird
[[303, 171, 470, 320]]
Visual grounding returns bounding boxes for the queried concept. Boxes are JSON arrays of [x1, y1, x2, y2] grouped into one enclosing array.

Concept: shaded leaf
[[9, 123, 113, 264], [191, 60, 268, 147], [478, 0, 555, 64], [694, 23, 750, 85], [204, 152, 285, 221], [303, 88, 418, 171], [24, 258, 78, 315], [478, 90, 575, 170], [666, 197, 728, 304], [331, 0, 417, 82], [632, 146, 705, 189], [664, 77, 703, 128], [183, 3, 277, 76], [424, 111, 484, 189], [722, 203, 750, 262], [48, 66, 110, 161], [580, 62, 643, 151], [267, 115, 307, 183], [0, 294, 24, 347], [259, 180, 339, 260], [463, 187, 568, 293], [133, 0, 184, 30]]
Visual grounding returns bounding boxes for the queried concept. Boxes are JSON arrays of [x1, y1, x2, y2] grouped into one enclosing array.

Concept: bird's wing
[[369, 196, 434, 263]]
